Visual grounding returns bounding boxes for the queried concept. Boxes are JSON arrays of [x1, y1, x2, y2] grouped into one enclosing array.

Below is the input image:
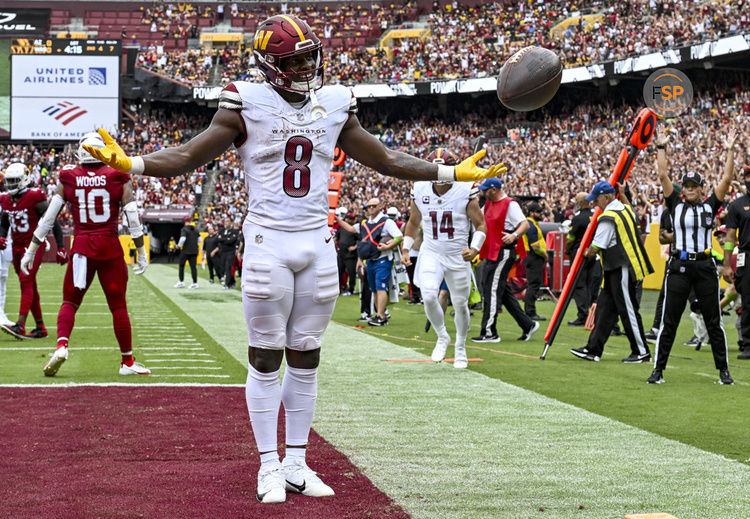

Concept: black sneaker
[[424, 319, 431, 333], [528, 314, 547, 321], [684, 335, 701, 347], [357, 313, 371, 322], [1, 322, 28, 340], [719, 369, 734, 385], [407, 299, 422, 305], [622, 352, 651, 363], [469, 302, 482, 311], [647, 369, 665, 384], [644, 330, 658, 344], [611, 326, 624, 336], [471, 334, 500, 343], [368, 315, 388, 327], [518, 321, 540, 341], [567, 318, 586, 326], [569, 347, 600, 362], [27, 325, 48, 339], [738, 350, 750, 360]]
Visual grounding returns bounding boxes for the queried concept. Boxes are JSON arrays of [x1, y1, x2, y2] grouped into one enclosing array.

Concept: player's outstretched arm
[[337, 115, 507, 182], [83, 109, 243, 178], [714, 128, 737, 201], [122, 182, 149, 274], [21, 184, 67, 274]]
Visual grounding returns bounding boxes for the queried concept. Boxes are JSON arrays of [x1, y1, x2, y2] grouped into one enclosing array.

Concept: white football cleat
[[188, 283, 199, 289], [0, 314, 14, 327], [174, 281, 185, 288], [119, 361, 151, 375], [283, 458, 334, 497], [454, 344, 468, 369], [431, 332, 450, 362], [43, 348, 68, 377], [257, 461, 286, 503]]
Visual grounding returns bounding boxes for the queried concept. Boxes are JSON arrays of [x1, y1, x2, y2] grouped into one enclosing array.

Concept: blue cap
[[585, 181, 616, 202], [477, 178, 504, 191]]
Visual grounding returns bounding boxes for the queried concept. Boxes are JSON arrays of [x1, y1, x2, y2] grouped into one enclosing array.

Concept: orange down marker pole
[[540, 108, 657, 359]]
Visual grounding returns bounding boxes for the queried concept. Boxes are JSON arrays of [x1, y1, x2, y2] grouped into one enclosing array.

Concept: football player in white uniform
[[402, 148, 487, 369], [83, 14, 506, 505], [0, 170, 14, 327]]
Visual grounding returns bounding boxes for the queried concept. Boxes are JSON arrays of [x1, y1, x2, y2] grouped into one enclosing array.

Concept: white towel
[[72, 253, 87, 289]]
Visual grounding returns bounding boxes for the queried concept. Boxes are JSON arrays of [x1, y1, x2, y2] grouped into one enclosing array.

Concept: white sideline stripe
[[0, 346, 119, 351], [150, 374, 230, 378], [146, 359, 217, 363], [138, 347, 206, 351], [142, 353, 212, 357], [138, 340, 200, 344], [0, 383, 244, 387], [151, 367, 223, 370]]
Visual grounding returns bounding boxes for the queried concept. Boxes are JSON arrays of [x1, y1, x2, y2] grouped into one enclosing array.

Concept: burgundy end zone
[[0, 387, 409, 519]]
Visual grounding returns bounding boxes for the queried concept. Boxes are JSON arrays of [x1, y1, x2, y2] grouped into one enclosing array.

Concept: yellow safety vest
[[597, 204, 654, 280]]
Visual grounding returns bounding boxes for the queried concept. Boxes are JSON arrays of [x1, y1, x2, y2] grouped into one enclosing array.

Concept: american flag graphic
[[42, 101, 88, 126]]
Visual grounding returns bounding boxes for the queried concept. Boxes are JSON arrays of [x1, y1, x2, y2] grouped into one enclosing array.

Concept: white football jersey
[[222, 82, 355, 231], [412, 181, 477, 263]]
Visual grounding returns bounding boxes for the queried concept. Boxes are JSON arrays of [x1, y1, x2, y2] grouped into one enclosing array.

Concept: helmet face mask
[[253, 15, 324, 94], [3, 162, 31, 195], [76, 132, 106, 164]]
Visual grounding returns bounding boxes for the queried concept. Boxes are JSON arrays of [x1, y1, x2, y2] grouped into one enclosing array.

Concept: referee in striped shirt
[[649, 128, 737, 385]]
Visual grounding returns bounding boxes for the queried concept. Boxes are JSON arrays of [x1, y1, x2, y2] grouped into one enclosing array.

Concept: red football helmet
[[425, 148, 458, 166], [253, 15, 324, 94]]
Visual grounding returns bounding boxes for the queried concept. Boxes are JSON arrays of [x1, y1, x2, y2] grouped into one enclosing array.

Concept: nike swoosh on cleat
[[286, 479, 306, 493]]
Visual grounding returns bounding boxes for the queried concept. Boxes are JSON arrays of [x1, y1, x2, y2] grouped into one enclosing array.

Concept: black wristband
[[656, 144, 666, 150]]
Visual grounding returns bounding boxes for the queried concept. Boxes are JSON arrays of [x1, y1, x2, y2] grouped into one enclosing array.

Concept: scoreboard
[[10, 39, 121, 140]]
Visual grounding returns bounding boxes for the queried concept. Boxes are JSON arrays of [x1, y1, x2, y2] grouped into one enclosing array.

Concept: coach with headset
[[648, 128, 737, 385]]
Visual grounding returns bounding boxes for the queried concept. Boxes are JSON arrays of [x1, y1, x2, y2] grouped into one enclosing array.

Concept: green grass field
[[2, 263, 749, 518]]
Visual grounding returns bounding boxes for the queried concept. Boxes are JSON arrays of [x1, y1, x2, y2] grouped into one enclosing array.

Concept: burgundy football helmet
[[426, 147, 458, 185], [426, 148, 458, 166], [253, 15, 324, 94]]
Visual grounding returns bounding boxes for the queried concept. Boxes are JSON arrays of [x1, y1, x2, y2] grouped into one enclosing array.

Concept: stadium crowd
[[136, 0, 748, 86]]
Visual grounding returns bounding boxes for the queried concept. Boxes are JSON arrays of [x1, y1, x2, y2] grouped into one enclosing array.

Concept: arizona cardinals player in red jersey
[[83, 14, 506, 504], [0, 163, 68, 339], [20, 132, 150, 376]]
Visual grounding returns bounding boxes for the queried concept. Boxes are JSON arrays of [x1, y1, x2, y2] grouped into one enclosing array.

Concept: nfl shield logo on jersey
[[255, 234, 263, 244], [705, 216, 712, 226]]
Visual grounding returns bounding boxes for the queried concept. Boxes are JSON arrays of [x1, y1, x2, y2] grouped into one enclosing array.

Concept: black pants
[[572, 257, 602, 321], [585, 266, 649, 357], [523, 253, 545, 316], [733, 265, 750, 351], [220, 251, 236, 288], [178, 253, 198, 283], [406, 256, 421, 301], [651, 266, 667, 331], [479, 248, 534, 336], [206, 255, 217, 281], [359, 267, 371, 315], [655, 258, 727, 371], [338, 254, 357, 293]]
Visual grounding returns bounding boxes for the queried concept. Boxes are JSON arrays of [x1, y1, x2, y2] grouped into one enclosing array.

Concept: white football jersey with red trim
[[221, 82, 355, 231], [412, 181, 477, 266]]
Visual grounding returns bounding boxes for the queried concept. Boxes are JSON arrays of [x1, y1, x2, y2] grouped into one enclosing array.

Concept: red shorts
[[12, 246, 44, 280], [63, 255, 128, 307]]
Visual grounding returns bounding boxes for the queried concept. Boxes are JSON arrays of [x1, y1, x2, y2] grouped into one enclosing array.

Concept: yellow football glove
[[455, 149, 508, 182], [82, 128, 134, 173], [471, 255, 482, 267]]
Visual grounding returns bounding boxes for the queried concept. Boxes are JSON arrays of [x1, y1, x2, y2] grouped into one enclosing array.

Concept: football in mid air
[[496, 46, 562, 112]]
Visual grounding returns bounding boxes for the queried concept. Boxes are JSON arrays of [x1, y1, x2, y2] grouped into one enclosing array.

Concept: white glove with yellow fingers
[[82, 129, 144, 174], [436, 149, 508, 183]]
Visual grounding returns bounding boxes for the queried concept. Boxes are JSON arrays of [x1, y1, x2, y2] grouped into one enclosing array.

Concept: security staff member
[[649, 128, 736, 384], [566, 192, 602, 326], [212, 217, 239, 289], [570, 182, 653, 363], [722, 165, 750, 361], [175, 217, 200, 288], [473, 178, 539, 343], [202, 223, 219, 284], [522, 202, 548, 321]]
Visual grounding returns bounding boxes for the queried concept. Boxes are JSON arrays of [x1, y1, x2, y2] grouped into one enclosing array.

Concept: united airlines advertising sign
[[11, 40, 120, 140]]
